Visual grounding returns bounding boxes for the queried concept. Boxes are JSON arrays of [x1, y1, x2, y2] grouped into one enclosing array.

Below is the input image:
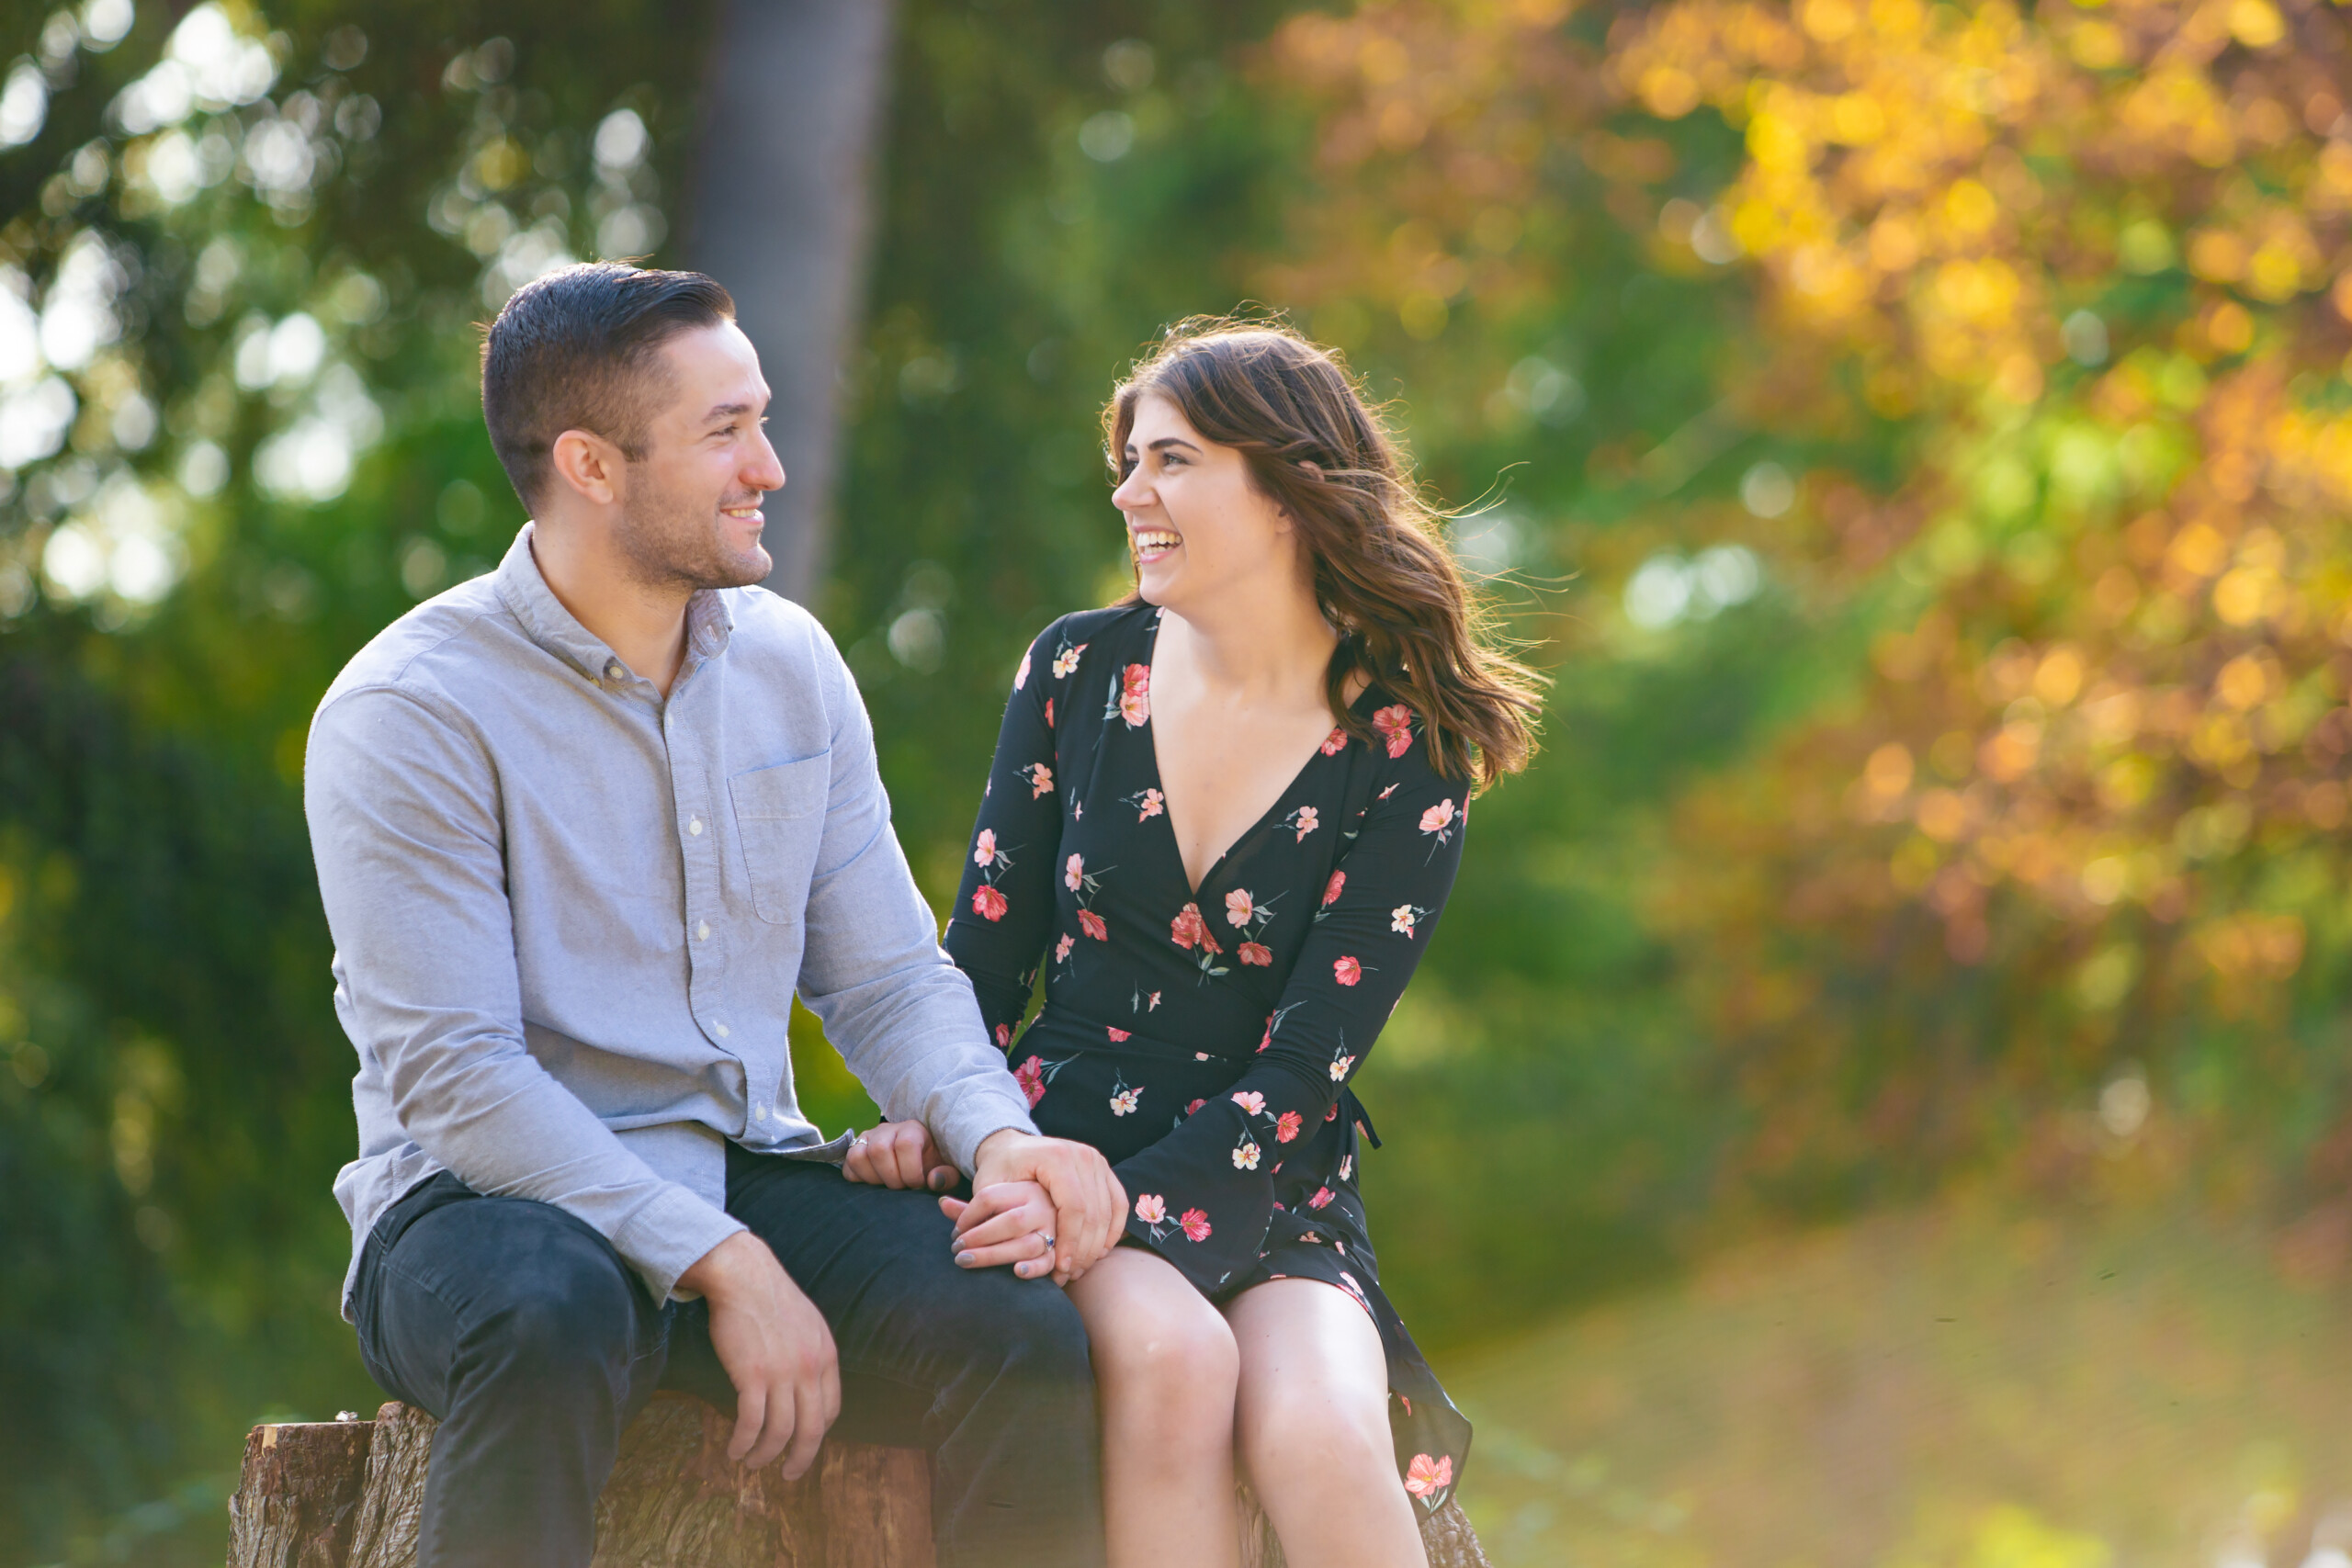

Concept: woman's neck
[[1159, 568, 1336, 702]]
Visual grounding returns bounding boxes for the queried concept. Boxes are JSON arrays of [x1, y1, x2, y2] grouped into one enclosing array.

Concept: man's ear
[[548, 428, 623, 507]]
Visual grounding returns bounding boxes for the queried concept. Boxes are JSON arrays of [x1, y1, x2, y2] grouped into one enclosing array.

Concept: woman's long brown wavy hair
[[1105, 316, 1544, 792]]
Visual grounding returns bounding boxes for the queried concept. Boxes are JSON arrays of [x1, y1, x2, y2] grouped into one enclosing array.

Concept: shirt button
[[604, 660, 624, 682], [753, 1104, 768, 1121], [713, 1021, 730, 1038], [688, 817, 704, 836], [695, 920, 710, 941]]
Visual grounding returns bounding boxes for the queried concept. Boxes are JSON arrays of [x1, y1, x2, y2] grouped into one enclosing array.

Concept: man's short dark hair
[[481, 263, 736, 511]]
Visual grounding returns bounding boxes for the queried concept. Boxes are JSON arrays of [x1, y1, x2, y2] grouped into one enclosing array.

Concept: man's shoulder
[[314, 573, 514, 721]]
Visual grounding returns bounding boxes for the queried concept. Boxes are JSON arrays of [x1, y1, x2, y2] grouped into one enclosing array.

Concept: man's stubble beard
[[614, 468, 772, 593]]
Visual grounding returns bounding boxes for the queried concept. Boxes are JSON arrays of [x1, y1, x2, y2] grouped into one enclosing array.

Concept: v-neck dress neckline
[[1137, 609, 1384, 899]]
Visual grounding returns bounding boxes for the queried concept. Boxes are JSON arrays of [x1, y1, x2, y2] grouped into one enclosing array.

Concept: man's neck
[[529, 521, 693, 695]]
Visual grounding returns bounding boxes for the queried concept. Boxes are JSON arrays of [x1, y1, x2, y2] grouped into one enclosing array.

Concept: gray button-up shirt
[[305, 525, 1036, 1314]]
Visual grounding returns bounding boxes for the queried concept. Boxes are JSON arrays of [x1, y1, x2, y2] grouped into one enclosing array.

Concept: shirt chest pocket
[[729, 753, 830, 925]]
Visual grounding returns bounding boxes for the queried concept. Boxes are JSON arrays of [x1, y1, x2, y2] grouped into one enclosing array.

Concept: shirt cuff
[[938, 1092, 1042, 1176], [612, 1180, 748, 1304]]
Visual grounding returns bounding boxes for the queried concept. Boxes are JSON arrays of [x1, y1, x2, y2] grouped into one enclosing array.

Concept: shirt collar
[[494, 522, 736, 685]]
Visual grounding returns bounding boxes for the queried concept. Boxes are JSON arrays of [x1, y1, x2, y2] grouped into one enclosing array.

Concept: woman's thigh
[[1222, 1277, 1391, 1447]]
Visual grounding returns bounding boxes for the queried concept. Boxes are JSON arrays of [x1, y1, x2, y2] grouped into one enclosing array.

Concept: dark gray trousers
[[351, 1143, 1105, 1568]]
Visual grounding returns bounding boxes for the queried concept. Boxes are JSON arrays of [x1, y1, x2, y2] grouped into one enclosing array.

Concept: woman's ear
[[1299, 460, 1324, 482]]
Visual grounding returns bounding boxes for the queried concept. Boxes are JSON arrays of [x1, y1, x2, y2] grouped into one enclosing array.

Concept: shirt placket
[[665, 657, 760, 1134]]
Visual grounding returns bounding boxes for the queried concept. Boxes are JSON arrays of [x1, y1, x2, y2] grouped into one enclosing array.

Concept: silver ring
[[1038, 1231, 1056, 1250], [849, 1133, 868, 1151]]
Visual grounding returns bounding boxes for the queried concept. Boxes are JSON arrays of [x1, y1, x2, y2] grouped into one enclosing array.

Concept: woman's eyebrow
[[1147, 436, 1203, 453]]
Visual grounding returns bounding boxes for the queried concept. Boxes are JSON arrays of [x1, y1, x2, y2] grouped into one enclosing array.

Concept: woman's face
[[1111, 390, 1295, 615]]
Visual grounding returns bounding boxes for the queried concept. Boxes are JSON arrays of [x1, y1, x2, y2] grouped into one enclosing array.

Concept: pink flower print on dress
[[1109, 1086, 1141, 1116], [1419, 798, 1456, 836], [1136, 787, 1165, 820], [1054, 932, 1073, 962], [972, 886, 1009, 922], [1012, 1055, 1046, 1107], [1405, 1453, 1453, 1499], [1185, 1098, 1205, 1115], [1225, 888, 1254, 927], [1043, 698, 1053, 728], [1329, 1053, 1357, 1081], [1106, 1026, 1130, 1042], [1013, 649, 1032, 691], [1179, 1208, 1212, 1242], [1276, 1111, 1303, 1144], [1118, 662, 1151, 727], [994, 1022, 1011, 1049], [1333, 955, 1363, 987], [1232, 1137, 1261, 1170], [1051, 641, 1087, 679], [1391, 904, 1418, 937], [1170, 902, 1222, 954], [1373, 704, 1415, 759], [1339, 1154, 1352, 1180], [1239, 942, 1272, 966], [972, 829, 998, 867], [1308, 1186, 1334, 1209], [1065, 853, 1084, 892], [1291, 806, 1318, 840], [1148, 990, 1162, 1010], [1322, 870, 1346, 908], [1022, 762, 1054, 799], [1319, 726, 1348, 756], [1231, 1090, 1266, 1115], [1079, 908, 1108, 942], [1135, 1193, 1166, 1224]]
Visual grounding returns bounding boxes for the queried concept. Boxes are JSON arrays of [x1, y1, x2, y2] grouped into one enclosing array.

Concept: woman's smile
[[1130, 525, 1182, 564]]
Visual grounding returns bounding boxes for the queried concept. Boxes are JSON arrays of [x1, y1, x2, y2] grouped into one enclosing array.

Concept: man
[[304, 263, 1120, 1568]]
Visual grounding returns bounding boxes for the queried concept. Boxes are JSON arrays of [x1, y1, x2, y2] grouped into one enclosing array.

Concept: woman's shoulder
[[1354, 681, 1471, 794], [1019, 602, 1155, 676]]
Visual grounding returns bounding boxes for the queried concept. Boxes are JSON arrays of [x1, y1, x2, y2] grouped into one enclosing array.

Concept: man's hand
[[959, 1130, 1125, 1285], [842, 1120, 958, 1192], [675, 1231, 841, 1476]]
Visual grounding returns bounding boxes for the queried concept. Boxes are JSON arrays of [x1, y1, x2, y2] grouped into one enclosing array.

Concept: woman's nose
[[1110, 468, 1147, 510]]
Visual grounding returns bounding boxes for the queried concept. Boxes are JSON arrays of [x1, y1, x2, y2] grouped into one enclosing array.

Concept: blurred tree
[[1261, 0, 2352, 1235], [690, 0, 899, 603]]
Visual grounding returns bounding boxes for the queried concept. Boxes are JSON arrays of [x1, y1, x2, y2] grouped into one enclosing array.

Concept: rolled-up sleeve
[[306, 685, 743, 1303], [793, 631, 1040, 1174]]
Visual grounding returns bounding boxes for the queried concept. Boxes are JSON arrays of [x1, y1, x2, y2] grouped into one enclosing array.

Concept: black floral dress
[[944, 603, 1472, 1513]]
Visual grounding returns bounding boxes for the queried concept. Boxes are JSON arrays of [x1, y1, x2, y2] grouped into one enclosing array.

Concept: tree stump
[[230, 1395, 1488, 1567], [231, 1397, 932, 1568]]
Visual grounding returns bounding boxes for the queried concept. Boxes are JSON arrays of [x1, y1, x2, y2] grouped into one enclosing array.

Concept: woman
[[848, 319, 1540, 1566]]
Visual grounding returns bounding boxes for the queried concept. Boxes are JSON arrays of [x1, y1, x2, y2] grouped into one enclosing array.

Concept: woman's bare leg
[[1224, 1278, 1427, 1568], [1066, 1247, 1242, 1568]]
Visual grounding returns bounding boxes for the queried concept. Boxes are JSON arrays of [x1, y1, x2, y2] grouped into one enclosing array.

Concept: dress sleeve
[[942, 623, 1066, 1052], [1116, 715, 1470, 1292]]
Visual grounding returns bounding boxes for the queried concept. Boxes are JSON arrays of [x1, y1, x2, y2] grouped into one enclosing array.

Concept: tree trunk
[[229, 1397, 1489, 1567], [686, 0, 899, 605]]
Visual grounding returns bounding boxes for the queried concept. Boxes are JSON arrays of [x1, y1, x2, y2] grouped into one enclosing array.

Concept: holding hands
[[844, 1122, 1125, 1287]]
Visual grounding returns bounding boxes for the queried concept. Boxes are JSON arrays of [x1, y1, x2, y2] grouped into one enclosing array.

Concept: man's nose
[[746, 430, 786, 492]]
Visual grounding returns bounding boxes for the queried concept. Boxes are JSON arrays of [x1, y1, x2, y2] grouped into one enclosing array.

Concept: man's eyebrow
[[703, 400, 761, 423]]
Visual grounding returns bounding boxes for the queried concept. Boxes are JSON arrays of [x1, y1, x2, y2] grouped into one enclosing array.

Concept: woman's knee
[[1237, 1380, 1393, 1482], [1086, 1283, 1239, 1424]]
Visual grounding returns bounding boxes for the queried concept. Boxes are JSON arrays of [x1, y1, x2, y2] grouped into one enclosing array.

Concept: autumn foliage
[[1264, 0, 2352, 1208]]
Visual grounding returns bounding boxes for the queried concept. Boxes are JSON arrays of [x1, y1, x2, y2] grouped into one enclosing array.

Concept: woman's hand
[[940, 1180, 1065, 1282], [842, 1121, 959, 1191]]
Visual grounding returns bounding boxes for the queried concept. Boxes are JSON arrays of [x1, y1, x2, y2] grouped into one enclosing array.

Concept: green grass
[[1442, 1191, 2352, 1568]]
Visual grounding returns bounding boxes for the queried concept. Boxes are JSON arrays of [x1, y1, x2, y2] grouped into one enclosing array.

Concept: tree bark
[[225, 1418, 374, 1568], [686, 0, 899, 605], [230, 1397, 1488, 1567]]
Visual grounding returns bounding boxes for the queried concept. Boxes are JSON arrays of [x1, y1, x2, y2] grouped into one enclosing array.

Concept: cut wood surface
[[230, 1394, 1487, 1567]]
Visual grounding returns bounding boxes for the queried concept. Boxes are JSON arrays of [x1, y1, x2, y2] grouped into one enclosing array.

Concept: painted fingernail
[[955, 1251, 974, 1267]]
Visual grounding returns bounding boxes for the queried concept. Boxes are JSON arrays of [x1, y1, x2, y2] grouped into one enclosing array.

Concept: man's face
[[612, 321, 786, 591]]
